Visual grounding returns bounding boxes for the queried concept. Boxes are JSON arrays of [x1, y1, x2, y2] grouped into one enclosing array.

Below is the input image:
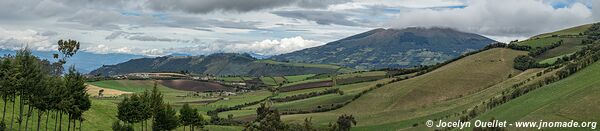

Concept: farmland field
[[517, 37, 562, 49], [281, 48, 528, 129], [157, 79, 233, 92], [472, 61, 600, 131]]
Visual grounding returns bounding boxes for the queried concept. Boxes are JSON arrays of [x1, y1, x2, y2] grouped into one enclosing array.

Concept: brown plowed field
[[157, 80, 234, 92]]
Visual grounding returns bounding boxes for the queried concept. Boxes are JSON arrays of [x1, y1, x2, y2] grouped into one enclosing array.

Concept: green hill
[[517, 24, 593, 63], [473, 61, 600, 130], [282, 48, 527, 129]]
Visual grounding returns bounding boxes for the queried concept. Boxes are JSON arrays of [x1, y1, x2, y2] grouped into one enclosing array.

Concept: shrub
[[111, 121, 134, 131]]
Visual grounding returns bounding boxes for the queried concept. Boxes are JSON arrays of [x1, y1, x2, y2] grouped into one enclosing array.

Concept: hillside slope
[[474, 61, 600, 130], [90, 53, 347, 76], [271, 27, 496, 70], [282, 48, 527, 129]]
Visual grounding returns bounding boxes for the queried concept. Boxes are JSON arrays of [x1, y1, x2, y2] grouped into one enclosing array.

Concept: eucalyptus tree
[[179, 103, 203, 131], [0, 57, 17, 124], [153, 104, 179, 131], [63, 67, 91, 131], [14, 49, 44, 131]]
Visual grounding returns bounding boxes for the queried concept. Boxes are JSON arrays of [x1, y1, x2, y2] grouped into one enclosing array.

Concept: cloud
[[60, 9, 125, 30], [165, 36, 324, 56], [84, 36, 323, 56], [388, 0, 594, 37], [594, 0, 600, 20], [231, 36, 324, 55], [272, 10, 361, 26], [127, 35, 179, 42], [146, 0, 350, 14], [0, 28, 56, 51]]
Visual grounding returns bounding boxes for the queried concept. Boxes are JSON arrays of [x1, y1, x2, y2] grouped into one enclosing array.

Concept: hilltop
[[270, 27, 496, 70]]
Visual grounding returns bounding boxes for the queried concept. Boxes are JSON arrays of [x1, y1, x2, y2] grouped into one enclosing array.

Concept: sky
[[0, 0, 599, 56]]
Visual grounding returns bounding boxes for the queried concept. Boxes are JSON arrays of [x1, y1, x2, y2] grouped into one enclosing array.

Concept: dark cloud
[[389, 0, 595, 37], [146, 0, 350, 14], [127, 35, 179, 42], [272, 10, 361, 26], [165, 15, 265, 30]]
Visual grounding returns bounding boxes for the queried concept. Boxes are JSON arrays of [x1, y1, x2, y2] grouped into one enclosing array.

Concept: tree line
[[0, 39, 91, 131], [113, 82, 206, 131], [244, 102, 357, 131], [271, 88, 340, 103]]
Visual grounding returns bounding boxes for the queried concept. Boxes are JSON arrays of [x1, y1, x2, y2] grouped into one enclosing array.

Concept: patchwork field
[[281, 48, 528, 129]]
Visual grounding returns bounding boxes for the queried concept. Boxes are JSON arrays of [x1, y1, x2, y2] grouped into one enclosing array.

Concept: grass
[[256, 59, 354, 72], [532, 24, 591, 39], [205, 125, 244, 131], [260, 77, 277, 86], [281, 48, 528, 129], [0, 98, 119, 130], [284, 74, 316, 83], [279, 71, 386, 88], [216, 77, 245, 82], [198, 90, 272, 112], [88, 80, 207, 105], [517, 37, 562, 49], [534, 37, 585, 61], [472, 61, 600, 131], [274, 78, 392, 111], [538, 53, 573, 65]]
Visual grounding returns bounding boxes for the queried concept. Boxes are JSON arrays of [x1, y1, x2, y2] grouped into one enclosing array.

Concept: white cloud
[[167, 36, 324, 56], [388, 0, 594, 38], [0, 28, 57, 51], [82, 36, 323, 56], [236, 36, 323, 55]]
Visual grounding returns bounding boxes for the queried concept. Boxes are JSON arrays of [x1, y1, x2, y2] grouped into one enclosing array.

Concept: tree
[[514, 55, 536, 70], [14, 49, 44, 131], [55, 39, 80, 64], [179, 103, 203, 131], [246, 103, 286, 131], [112, 121, 134, 131], [153, 104, 179, 131], [117, 94, 144, 128], [0, 57, 17, 125], [179, 103, 194, 131], [63, 67, 91, 131], [139, 91, 152, 131], [336, 114, 356, 131], [30, 75, 52, 131]]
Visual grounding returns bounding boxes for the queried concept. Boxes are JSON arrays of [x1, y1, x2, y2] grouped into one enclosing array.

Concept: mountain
[[247, 53, 272, 59], [0, 49, 144, 73], [89, 53, 347, 77], [270, 27, 496, 70]]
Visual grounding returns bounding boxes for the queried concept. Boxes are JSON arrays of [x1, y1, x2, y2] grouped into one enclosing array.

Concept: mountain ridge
[[271, 27, 497, 70], [89, 53, 345, 76]]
